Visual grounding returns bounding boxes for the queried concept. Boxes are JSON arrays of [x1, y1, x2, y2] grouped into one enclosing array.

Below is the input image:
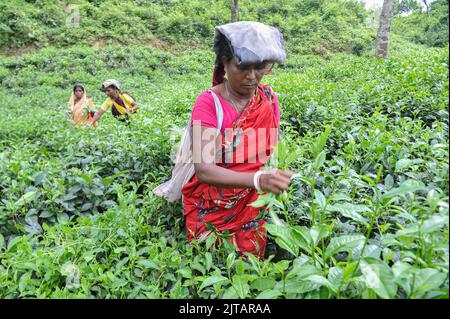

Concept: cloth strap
[[208, 89, 224, 134], [112, 93, 133, 115]]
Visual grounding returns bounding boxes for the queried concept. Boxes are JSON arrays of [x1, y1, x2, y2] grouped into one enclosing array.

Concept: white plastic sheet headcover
[[214, 21, 286, 65]]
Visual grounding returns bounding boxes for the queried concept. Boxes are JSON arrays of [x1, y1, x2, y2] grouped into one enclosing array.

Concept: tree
[[375, 0, 394, 58], [231, 0, 238, 23], [394, 0, 421, 15], [422, 0, 430, 14]]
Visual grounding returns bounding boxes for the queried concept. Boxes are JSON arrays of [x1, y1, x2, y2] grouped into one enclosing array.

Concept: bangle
[[253, 170, 263, 192]]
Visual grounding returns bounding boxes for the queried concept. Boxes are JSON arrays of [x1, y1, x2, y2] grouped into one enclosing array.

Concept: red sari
[[182, 70, 279, 259]]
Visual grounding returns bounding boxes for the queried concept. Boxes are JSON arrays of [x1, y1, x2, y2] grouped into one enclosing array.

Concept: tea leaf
[[198, 275, 229, 291], [250, 277, 277, 291], [304, 274, 338, 293], [381, 180, 427, 200], [360, 257, 397, 299], [324, 235, 365, 260], [14, 191, 37, 209], [327, 203, 370, 226], [136, 259, 160, 270], [231, 275, 250, 299], [255, 289, 282, 299]]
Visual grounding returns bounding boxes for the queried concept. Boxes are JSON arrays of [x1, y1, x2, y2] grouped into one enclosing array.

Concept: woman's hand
[[86, 109, 104, 126], [259, 169, 293, 194], [65, 110, 73, 118]]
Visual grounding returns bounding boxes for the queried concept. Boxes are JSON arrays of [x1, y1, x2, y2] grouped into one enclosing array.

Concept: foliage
[[392, 0, 449, 47], [0, 37, 448, 298], [393, 0, 422, 16], [0, 0, 375, 56]]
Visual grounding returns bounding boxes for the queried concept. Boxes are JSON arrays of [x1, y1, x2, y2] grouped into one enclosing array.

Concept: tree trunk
[[375, 0, 394, 59], [422, 0, 430, 15], [231, 0, 238, 23]]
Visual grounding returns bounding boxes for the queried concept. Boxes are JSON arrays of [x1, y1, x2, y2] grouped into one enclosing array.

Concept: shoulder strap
[[111, 99, 128, 115], [208, 90, 223, 135], [122, 91, 136, 102], [118, 93, 133, 107]]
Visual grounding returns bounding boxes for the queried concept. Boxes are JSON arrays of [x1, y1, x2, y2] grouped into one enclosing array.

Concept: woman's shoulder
[[191, 90, 222, 126], [197, 89, 214, 98], [100, 97, 113, 110], [194, 90, 216, 108], [121, 92, 135, 101]]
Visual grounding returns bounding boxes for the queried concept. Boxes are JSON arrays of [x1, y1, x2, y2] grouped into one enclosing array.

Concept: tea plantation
[[0, 0, 448, 299]]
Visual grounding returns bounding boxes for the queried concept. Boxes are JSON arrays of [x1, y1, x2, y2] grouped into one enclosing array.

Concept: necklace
[[225, 81, 249, 114]]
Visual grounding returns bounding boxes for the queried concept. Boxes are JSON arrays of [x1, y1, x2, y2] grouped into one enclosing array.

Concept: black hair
[[101, 84, 120, 92], [73, 83, 84, 92], [214, 33, 234, 67]]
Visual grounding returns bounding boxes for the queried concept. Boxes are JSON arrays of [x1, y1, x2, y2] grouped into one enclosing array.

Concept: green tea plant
[[0, 40, 448, 298], [0, 0, 376, 57]]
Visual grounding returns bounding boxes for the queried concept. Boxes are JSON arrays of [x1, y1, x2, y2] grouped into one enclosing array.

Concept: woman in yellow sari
[[87, 79, 138, 127], [67, 83, 96, 127]]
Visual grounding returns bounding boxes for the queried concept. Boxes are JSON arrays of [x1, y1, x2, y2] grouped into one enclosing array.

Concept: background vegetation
[[0, 0, 446, 55]]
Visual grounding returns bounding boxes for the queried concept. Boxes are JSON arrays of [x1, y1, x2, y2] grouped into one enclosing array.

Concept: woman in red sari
[[182, 22, 292, 259]]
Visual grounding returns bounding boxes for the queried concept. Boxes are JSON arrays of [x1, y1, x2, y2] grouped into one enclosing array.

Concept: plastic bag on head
[[214, 21, 286, 65]]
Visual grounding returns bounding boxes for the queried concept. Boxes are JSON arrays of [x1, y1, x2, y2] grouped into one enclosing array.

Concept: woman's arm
[[193, 125, 292, 193], [65, 110, 73, 120], [122, 94, 138, 113], [87, 109, 105, 127], [195, 162, 255, 189], [128, 101, 138, 112]]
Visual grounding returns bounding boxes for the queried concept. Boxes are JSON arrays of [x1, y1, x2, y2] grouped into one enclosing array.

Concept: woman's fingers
[[259, 171, 292, 194], [271, 179, 290, 193], [266, 184, 285, 194], [265, 169, 293, 179], [272, 171, 292, 186], [278, 170, 294, 179]]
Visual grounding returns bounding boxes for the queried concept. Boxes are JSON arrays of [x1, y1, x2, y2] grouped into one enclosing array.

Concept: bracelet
[[253, 170, 263, 192]]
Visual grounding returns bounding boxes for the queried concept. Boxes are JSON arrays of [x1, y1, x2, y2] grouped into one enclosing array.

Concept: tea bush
[[0, 38, 448, 298], [0, 0, 375, 56]]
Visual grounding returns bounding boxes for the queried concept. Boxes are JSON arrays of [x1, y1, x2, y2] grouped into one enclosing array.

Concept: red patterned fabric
[[182, 80, 279, 259], [191, 90, 280, 134]]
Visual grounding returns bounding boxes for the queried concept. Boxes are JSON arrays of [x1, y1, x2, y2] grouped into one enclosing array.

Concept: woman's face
[[104, 86, 119, 99], [74, 87, 84, 99], [223, 57, 273, 97]]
